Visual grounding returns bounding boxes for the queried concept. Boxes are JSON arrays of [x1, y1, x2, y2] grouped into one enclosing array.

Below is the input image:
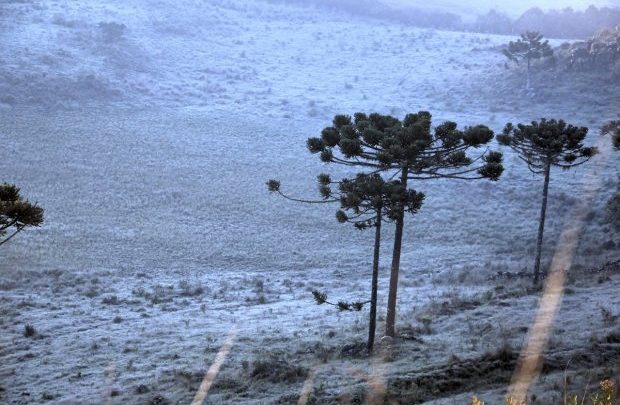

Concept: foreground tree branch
[[0, 183, 44, 247]]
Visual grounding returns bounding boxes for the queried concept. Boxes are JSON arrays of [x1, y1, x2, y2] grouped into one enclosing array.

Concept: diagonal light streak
[[298, 368, 316, 405], [191, 324, 239, 405], [102, 362, 116, 405], [507, 134, 611, 403]]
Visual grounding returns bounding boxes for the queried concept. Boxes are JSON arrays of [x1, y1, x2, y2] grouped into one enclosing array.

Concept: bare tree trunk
[[367, 213, 381, 353], [526, 56, 531, 90], [385, 167, 408, 338], [533, 161, 551, 285]]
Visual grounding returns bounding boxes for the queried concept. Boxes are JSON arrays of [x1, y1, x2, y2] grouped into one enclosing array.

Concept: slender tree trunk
[[385, 167, 408, 338], [526, 56, 531, 90], [533, 161, 551, 285], [367, 213, 381, 354]]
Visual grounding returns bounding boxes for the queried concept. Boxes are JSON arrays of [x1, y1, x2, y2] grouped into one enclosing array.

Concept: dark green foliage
[[0, 183, 44, 246], [311, 290, 368, 312], [502, 32, 553, 65], [312, 290, 327, 305], [462, 125, 495, 147], [23, 324, 37, 338], [307, 112, 501, 181], [498, 119, 596, 173], [266, 179, 280, 192], [332, 173, 424, 229], [478, 151, 504, 180]]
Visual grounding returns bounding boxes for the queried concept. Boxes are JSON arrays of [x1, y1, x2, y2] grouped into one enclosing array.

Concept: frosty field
[[1, 0, 619, 403]]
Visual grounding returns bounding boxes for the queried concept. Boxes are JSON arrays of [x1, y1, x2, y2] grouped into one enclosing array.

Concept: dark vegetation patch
[[386, 345, 516, 403], [603, 329, 620, 344], [339, 341, 368, 358], [23, 324, 36, 338], [251, 356, 308, 383], [148, 394, 170, 405], [382, 334, 620, 404]]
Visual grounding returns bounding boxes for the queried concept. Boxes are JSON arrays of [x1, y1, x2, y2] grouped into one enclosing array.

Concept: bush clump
[[251, 356, 308, 383]]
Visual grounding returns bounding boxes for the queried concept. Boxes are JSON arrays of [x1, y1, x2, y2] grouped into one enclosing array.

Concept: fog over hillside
[[279, 0, 620, 37], [390, 0, 617, 17]]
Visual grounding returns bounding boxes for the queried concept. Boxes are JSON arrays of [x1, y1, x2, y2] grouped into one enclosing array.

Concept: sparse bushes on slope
[[98, 22, 126, 42], [469, 378, 617, 405], [553, 26, 620, 76], [277, 0, 462, 30], [251, 356, 307, 383], [23, 324, 37, 338]]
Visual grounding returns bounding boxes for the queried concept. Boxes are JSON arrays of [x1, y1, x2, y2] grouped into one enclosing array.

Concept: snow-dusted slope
[[0, 0, 618, 404]]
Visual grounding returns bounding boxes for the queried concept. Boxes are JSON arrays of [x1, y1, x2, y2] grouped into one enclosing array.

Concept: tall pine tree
[[498, 119, 597, 284], [502, 31, 553, 89], [307, 112, 503, 337], [267, 173, 423, 352]]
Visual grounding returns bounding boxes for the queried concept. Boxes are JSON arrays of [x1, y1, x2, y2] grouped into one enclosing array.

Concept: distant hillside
[[272, 0, 463, 29], [275, 0, 620, 39], [474, 5, 620, 38]]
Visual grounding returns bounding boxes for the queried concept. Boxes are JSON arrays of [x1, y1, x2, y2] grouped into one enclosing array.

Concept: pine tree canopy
[[0, 183, 44, 246], [502, 31, 554, 64], [497, 119, 597, 173], [306, 112, 503, 181], [267, 172, 424, 230], [327, 173, 424, 229]]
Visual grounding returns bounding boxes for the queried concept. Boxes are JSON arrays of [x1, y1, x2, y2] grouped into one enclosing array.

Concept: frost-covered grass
[[0, 0, 619, 403]]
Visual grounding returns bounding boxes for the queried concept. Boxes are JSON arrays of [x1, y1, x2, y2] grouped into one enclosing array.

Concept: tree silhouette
[[497, 119, 597, 284], [307, 112, 503, 337], [502, 31, 553, 89], [0, 183, 44, 246], [267, 173, 423, 352]]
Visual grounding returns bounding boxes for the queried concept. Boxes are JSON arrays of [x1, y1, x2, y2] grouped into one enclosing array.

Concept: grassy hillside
[[0, 0, 618, 403]]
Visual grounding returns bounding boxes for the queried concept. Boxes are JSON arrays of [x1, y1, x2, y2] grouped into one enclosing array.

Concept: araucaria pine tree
[[498, 119, 598, 285], [267, 173, 424, 353], [502, 31, 553, 90], [0, 183, 44, 246], [307, 112, 503, 337]]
